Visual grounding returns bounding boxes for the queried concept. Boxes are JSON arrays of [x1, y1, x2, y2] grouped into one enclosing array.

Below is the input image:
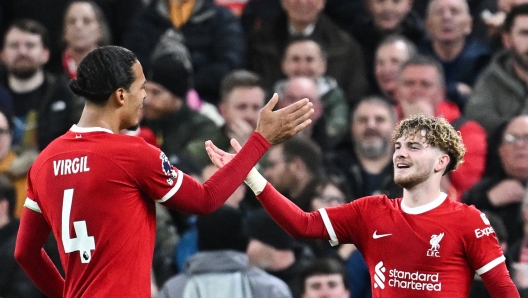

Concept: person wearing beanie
[[246, 209, 315, 298], [157, 206, 292, 298], [142, 52, 220, 167]]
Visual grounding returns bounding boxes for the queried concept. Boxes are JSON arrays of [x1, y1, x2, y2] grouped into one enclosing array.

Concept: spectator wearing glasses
[[463, 115, 528, 246]]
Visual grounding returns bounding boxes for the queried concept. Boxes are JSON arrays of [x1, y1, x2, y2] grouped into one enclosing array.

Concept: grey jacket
[[465, 49, 528, 137], [158, 251, 292, 298]]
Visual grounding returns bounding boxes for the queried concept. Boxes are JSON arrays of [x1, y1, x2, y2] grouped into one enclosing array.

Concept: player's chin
[[126, 123, 140, 132]]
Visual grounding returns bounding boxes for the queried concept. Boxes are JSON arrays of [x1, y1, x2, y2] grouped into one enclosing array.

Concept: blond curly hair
[[392, 115, 466, 174]]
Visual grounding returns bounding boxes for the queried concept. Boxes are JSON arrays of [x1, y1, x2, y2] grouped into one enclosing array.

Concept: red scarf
[[62, 51, 77, 79]]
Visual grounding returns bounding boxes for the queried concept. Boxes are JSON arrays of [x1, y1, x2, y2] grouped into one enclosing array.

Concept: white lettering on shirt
[[53, 156, 90, 176], [475, 226, 495, 238]]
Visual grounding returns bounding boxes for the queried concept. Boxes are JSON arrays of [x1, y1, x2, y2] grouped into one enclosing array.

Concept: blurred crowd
[[2, 0, 528, 297]]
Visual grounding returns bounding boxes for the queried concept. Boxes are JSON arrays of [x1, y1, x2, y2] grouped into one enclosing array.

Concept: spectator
[[122, 0, 245, 105], [247, 0, 367, 105], [246, 208, 315, 298], [299, 258, 350, 298], [374, 34, 417, 102], [263, 135, 324, 212], [1, 0, 142, 73], [420, 0, 493, 111], [351, 0, 427, 93], [159, 205, 292, 298], [508, 189, 528, 296], [61, 1, 111, 80], [303, 174, 349, 259], [278, 77, 331, 151], [463, 115, 528, 246], [152, 203, 179, 290], [307, 175, 372, 298], [395, 55, 487, 201], [0, 106, 30, 218], [142, 49, 220, 165], [327, 96, 402, 201], [0, 19, 84, 151], [174, 163, 250, 272], [466, 3, 528, 138], [0, 174, 43, 297], [191, 70, 266, 168], [274, 37, 349, 146]]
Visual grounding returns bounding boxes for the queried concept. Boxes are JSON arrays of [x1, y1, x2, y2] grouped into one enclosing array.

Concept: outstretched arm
[[162, 94, 313, 214], [480, 262, 520, 297], [15, 208, 64, 298], [206, 139, 327, 240]]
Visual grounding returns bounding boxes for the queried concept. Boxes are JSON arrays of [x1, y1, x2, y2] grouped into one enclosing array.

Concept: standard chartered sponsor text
[[389, 269, 441, 291]]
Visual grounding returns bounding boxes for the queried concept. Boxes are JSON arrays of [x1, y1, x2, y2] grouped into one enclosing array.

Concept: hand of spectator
[[482, 10, 506, 37], [513, 262, 528, 288], [255, 93, 313, 145], [456, 83, 472, 97], [226, 118, 253, 146], [487, 179, 526, 206], [338, 244, 357, 260]]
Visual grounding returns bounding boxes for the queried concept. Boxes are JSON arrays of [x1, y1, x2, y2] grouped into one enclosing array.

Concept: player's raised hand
[[256, 93, 313, 145], [205, 138, 242, 169]]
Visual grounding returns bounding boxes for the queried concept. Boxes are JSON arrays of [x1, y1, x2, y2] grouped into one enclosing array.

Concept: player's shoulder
[[445, 198, 489, 228], [445, 197, 481, 214], [353, 194, 400, 208]]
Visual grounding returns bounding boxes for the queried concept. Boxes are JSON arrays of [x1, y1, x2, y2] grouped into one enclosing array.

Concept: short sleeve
[[463, 207, 506, 275], [132, 143, 186, 202]]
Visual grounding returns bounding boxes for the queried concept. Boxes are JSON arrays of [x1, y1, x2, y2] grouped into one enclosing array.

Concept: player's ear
[[434, 153, 450, 173], [113, 87, 127, 107]]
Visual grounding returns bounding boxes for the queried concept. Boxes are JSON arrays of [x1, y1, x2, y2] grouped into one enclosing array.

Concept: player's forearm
[[256, 182, 326, 239], [15, 209, 64, 298], [164, 132, 270, 214], [481, 262, 520, 298], [15, 248, 64, 298]]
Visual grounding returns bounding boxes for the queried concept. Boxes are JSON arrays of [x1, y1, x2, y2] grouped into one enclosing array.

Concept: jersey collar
[[70, 124, 113, 134], [401, 192, 448, 215]]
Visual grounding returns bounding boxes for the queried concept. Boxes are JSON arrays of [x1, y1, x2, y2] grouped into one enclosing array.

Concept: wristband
[[244, 167, 267, 195]]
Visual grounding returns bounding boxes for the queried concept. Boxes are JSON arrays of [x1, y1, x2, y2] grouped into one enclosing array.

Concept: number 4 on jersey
[[62, 189, 95, 263]]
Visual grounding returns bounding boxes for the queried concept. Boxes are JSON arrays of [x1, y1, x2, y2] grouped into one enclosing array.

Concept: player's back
[[28, 127, 158, 297]]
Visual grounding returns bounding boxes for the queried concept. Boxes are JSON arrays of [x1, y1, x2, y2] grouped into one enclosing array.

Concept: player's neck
[[76, 104, 119, 133], [402, 183, 442, 208]]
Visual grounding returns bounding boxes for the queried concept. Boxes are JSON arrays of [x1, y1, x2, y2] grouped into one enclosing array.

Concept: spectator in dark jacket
[[419, 0, 493, 111], [463, 115, 528, 246], [0, 18, 83, 151], [122, 0, 245, 105], [246, 0, 367, 106], [351, 0, 427, 94]]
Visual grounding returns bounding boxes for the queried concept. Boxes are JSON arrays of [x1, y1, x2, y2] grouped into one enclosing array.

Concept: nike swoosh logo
[[373, 231, 392, 239]]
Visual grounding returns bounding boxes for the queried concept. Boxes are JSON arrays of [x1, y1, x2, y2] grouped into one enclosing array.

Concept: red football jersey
[[24, 126, 193, 297], [320, 193, 505, 298]]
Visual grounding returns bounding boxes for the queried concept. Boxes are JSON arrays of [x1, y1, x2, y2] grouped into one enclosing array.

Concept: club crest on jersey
[[427, 233, 444, 257], [160, 152, 177, 185]]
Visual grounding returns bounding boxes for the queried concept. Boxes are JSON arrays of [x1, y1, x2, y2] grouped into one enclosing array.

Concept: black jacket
[[123, 0, 245, 104]]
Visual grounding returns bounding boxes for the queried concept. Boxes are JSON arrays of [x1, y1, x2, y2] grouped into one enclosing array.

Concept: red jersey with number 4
[[320, 193, 505, 298], [25, 126, 192, 297]]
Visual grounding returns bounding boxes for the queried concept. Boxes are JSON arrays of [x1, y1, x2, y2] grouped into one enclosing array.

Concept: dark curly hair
[[69, 45, 137, 104], [392, 115, 466, 174]]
